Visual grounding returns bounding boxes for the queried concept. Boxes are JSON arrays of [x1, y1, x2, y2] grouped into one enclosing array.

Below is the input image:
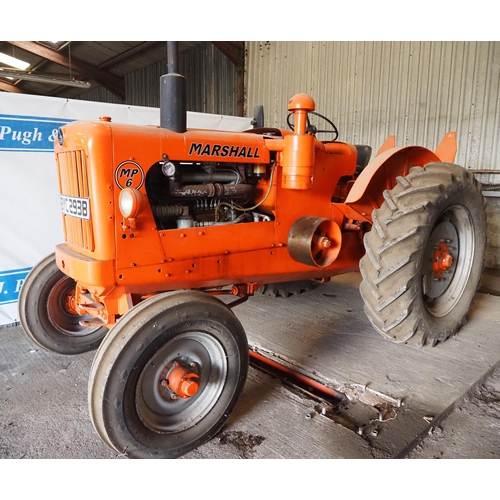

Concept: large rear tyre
[[18, 253, 108, 354], [359, 162, 486, 347], [88, 290, 249, 459]]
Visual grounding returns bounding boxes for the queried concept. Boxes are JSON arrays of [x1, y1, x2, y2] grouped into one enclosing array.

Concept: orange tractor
[[19, 43, 487, 458]]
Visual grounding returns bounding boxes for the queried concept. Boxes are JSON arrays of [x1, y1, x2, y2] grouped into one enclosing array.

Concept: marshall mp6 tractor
[[19, 43, 487, 458]]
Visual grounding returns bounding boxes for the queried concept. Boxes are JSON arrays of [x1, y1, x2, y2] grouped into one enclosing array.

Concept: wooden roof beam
[[8, 41, 126, 100], [211, 42, 244, 67], [0, 81, 23, 93]]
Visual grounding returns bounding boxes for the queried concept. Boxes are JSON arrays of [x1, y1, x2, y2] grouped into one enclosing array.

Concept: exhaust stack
[[160, 41, 187, 133]]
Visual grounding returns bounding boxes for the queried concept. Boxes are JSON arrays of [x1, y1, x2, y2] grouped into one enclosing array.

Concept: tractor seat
[[355, 145, 372, 174]]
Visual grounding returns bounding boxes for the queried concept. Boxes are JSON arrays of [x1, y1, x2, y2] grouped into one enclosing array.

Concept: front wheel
[[18, 253, 108, 354], [359, 162, 487, 347], [88, 290, 249, 459]]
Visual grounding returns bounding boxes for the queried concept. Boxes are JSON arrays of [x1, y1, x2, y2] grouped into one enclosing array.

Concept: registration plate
[[60, 195, 90, 220]]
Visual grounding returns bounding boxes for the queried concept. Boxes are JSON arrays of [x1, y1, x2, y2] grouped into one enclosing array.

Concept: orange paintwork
[[53, 94, 456, 328], [345, 146, 442, 222], [62, 288, 78, 315], [165, 363, 200, 399], [432, 243, 453, 276], [434, 132, 457, 164], [376, 135, 396, 156], [249, 350, 342, 400]]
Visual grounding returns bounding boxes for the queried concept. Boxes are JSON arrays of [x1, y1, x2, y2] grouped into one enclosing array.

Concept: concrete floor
[[1, 270, 500, 459]]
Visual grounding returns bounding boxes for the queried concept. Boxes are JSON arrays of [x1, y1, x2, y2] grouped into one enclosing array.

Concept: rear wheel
[[88, 290, 249, 459], [18, 253, 108, 354], [359, 162, 486, 347]]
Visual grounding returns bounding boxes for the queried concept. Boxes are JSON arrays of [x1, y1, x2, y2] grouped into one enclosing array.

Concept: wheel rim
[[422, 204, 475, 318], [136, 331, 227, 433], [47, 277, 100, 336]]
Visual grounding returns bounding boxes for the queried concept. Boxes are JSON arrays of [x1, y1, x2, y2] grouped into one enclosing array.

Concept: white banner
[[0, 93, 252, 326]]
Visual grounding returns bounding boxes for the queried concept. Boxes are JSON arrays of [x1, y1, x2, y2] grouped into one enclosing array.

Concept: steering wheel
[[287, 111, 339, 141]]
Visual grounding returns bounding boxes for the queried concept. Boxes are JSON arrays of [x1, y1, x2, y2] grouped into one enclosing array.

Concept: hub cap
[[422, 205, 475, 317], [136, 331, 227, 433]]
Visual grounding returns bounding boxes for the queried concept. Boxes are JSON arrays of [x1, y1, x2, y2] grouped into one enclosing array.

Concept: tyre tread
[[360, 162, 486, 347]]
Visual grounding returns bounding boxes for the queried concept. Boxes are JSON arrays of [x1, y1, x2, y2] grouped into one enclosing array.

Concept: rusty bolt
[[318, 237, 332, 249]]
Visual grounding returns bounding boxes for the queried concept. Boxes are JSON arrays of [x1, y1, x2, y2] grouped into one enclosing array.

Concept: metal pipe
[[167, 41, 179, 74], [248, 350, 345, 401], [170, 183, 253, 199], [160, 41, 186, 133], [181, 171, 239, 184]]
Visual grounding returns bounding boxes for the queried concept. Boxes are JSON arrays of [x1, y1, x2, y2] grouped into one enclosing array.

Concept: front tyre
[[359, 163, 486, 347], [18, 253, 108, 354], [88, 290, 249, 459]]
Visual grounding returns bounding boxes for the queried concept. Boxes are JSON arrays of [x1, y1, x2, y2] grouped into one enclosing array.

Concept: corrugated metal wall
[[77, 42, 238, 115], [245, 41, 500, 182]]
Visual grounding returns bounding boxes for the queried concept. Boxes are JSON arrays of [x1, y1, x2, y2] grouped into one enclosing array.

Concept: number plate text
[[60, 195, 90, 220]]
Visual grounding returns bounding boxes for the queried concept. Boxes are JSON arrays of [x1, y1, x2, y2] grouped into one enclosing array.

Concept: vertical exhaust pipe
[[160, 41, 187, 133]]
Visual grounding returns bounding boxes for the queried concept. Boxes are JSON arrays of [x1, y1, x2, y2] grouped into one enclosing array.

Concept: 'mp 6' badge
[[115, 160, 145, 190]]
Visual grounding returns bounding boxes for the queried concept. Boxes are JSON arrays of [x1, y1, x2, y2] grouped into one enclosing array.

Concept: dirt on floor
[[408, 366, 500, 459]]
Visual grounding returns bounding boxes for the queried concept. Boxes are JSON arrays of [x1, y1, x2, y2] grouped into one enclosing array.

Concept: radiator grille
[[57, 150, 95, 252]]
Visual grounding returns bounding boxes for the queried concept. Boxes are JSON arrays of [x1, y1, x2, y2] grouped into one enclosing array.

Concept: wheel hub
[[432, 242, 454, 276], [423, 220, 459, 299], [162, 361, 200, 399], [63, 288, 78, 315], [137, 332, 228, 433], [48, 277, 101, 336]]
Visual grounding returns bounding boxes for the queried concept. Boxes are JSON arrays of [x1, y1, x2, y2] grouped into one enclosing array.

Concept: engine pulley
[[287, 216, 342, 268]]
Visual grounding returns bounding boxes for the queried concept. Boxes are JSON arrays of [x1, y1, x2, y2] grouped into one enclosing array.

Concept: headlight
[[118, 188, 145, 218]]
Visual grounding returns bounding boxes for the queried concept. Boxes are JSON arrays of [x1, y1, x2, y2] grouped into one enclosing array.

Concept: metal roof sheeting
[[245, 41, 500, 182], [76, 42, 238, 116]]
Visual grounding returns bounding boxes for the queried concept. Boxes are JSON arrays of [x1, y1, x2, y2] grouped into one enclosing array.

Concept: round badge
[[115, 161, 145, 190]]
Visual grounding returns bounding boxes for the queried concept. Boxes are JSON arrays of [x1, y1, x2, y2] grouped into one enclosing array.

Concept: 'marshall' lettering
[[189, 142, 260, 159]]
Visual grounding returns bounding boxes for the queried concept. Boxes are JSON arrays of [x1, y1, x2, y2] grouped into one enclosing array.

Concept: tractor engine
[[145, 160, 271, 230]]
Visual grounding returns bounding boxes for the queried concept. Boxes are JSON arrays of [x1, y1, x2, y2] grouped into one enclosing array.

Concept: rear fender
[[344, 145, 440, 222], [344, 132, 457, 222]]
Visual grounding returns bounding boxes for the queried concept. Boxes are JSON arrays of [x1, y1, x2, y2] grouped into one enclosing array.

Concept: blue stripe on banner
[[0, 114, 73, 152], [0, 268, 32, 305]]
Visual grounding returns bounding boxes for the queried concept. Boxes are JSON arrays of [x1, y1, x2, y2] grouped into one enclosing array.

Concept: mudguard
[[344, 132, 457, 222]]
